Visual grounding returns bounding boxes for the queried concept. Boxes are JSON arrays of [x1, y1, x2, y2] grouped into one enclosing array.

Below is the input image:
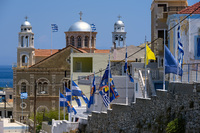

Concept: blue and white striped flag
[[91, 24, 96, 32], [51, 24, 58, 32], [72, 81, 89, 104], [177, 25, 184, 67]]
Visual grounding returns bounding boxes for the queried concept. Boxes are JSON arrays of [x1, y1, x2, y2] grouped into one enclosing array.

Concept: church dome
[[114, 20, 124, 27], [21, 21, 31, 27], [68, 20, 91, 32]]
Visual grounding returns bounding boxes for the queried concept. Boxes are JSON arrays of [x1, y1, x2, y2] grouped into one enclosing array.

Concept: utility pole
[[34, 80, 37, 133]]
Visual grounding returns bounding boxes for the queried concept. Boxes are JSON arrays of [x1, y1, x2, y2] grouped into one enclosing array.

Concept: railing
[[164, 6, 187, 12], [181, 63, 200, 83], [138, 70, 145, 97], [147, 70, 157, 96]]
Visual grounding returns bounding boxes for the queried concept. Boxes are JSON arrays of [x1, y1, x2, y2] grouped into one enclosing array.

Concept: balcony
[[164, 6, 187, 13]]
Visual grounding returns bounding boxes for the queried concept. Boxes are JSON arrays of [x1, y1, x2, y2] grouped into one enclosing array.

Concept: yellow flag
[[145, 44, 156, 65]]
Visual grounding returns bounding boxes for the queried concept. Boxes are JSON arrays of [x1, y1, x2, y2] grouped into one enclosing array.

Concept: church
[[12, 12, 130, 122]]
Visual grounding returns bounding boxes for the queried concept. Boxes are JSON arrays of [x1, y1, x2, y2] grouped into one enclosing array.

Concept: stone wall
[[86, 82, 200, 133]]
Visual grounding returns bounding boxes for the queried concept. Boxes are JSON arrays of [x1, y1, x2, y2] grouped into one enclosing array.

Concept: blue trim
[[194, 35, 200, 60]]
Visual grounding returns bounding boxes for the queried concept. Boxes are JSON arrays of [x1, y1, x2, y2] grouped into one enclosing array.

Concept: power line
[[73, 5, 200, 89]]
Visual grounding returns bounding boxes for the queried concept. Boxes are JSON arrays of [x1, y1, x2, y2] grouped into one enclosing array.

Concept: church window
[[25, 36, 29, 47], [21, 82, 26, 93], [77, 36, 81, 48], [85, 36, 89, 47], [21, 36, 24, 47], [70, 36, 74, 46], [92, 37, 94, 47], [22, 55, 28, 67], [24, 28, 26, 31], [37, 80, 49, 95]]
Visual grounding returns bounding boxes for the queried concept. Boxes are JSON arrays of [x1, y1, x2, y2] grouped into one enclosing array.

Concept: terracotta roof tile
[[35, 49, 59, 57], [178, 2, 200, 14], [94, 49, 110, 53]]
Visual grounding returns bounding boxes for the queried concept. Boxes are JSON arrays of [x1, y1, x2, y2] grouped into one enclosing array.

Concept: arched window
[[85, 36, 89, 47], [25, 36, 29, 47], [22, 55, 28, 67], [21, 82, 26, 93], [21, 36, 24, 47], [92, 37, 94, 47], [77, 36, 81, 48], [37, 79, 49, 95], [63, 80, 71, 94], [70, 36, 74, 46]]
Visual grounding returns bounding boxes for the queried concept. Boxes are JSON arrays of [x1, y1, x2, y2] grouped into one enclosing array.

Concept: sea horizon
[[0, 65, 13, 88]]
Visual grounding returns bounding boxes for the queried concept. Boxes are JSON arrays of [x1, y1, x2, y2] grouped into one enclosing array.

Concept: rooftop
[[35, 49, 59, 57], [178, 1, 200, 14]]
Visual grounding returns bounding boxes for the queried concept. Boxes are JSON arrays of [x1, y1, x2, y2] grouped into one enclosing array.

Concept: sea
[[0, 65, 13, 88]]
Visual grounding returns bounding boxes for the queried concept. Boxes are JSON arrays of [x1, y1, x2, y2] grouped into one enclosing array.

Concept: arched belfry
[[65, 11, 97, 53], [112, 15, 126, 48], [17, 17, 35, 67]]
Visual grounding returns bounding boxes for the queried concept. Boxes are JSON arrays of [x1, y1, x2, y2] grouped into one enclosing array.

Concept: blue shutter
[[197, 38, 200, 57]]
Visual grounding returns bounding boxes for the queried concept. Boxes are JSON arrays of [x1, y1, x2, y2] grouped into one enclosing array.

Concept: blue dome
[[68, 20, 91, 32]]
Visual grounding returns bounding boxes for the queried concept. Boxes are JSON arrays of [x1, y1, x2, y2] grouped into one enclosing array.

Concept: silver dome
[[68, 20, 91, 32], [21, 21, 31, 27], [115, 20, 124, 27]]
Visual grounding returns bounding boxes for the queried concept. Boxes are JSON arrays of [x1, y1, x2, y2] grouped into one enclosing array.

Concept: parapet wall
[[86, 82, 200, 133]]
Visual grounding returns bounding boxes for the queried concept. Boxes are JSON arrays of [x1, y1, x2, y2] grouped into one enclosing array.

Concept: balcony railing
[[164, 6, 187, 12]]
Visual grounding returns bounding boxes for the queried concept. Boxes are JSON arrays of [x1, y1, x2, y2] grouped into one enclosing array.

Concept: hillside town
[[1, 0, 200, 132]]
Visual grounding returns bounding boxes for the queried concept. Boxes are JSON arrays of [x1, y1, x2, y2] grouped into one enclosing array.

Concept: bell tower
[[112, 15, 127, 49], [17, 17, 35, 67]]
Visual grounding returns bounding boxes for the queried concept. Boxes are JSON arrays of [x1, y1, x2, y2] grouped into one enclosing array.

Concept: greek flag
[[125, 47, 134, 82], [177, 25, 184, 67], [51, 24, 58, 32], [91, 24, 96, 32], [72, 81, 89, 104]]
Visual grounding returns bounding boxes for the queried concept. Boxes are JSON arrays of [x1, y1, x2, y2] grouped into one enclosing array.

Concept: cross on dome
[[79, 11, 83, 20], [25, 16, 28, 21], [118, 15, 122, 20]]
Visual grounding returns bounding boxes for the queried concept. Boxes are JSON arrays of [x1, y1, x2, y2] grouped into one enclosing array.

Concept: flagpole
[[144, 36, 147, 98], [63, 82, 65, 120], [108, 52, 111, 109], [70, 74, 73, 122], [51, 25, 52, 55], [125, 45, 128, 105], [163, 29, 166, 91], [59, 88, 60, 120]]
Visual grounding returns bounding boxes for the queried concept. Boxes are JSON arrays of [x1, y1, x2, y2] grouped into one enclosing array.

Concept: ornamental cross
[[25, 16, 28, 21], [79, 11, 83, 20], [118, 15, 121, 20]]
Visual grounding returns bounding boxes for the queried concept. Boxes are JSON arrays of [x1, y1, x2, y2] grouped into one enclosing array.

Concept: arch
[[85, 36, 89, 47], [25, 36, 29, 47], [22, 55, 28, 67], [36, 105, 49, 113], [21, 36, 24, 47], [60, 78, 71, 93], [92, 36, 94, 47], [77, 36, 81, 48], [37, 78, 50, 94], [70, 36, 75, 46], [20, 52, 29, 67], [18, 79, 29, 94]]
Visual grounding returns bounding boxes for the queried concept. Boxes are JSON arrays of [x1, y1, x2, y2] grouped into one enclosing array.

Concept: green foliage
[[30, 109, 68, 132], [166, 117, 185, 133]]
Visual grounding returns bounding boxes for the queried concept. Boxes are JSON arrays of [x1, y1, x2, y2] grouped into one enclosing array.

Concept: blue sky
[[0, 0, 198, 65]]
